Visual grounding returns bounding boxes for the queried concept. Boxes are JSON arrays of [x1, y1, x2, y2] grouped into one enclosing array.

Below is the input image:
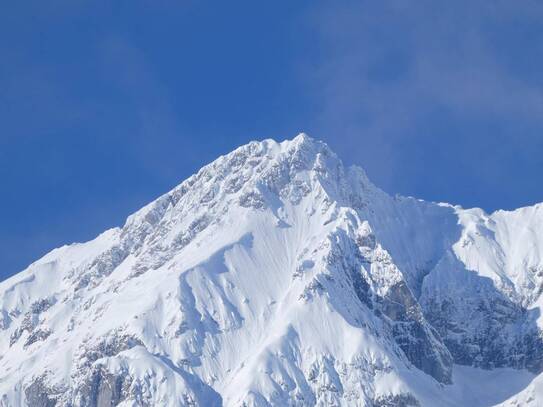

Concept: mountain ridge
[[1, 134, 542, 406]]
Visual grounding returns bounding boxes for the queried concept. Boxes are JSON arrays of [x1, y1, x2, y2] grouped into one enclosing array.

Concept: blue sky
[[1, 1, 543, 280]]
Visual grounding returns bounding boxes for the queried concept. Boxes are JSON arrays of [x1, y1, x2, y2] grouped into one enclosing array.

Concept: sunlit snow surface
[[1, 134, 542, 406]]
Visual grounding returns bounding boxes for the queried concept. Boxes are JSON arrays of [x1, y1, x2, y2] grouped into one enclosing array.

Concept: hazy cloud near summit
[[302, 1, 543, 208]]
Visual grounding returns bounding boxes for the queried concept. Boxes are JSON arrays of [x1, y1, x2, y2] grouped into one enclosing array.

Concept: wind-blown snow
[[1, 134, 542, 406]]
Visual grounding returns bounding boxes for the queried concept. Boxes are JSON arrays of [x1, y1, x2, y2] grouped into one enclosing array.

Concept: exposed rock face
[[422, 272, 543, 373], [24, 383, 56, 407], [81, 368, 132, 407], [373, 393, 421, 407], [382, 282, 452, 384], [346, 224, 453, 384], [1, 135, 543, 406], [24, 377, 61, 407]]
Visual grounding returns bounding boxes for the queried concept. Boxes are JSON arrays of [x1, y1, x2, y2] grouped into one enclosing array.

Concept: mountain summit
[[1, 135, 543, 406]]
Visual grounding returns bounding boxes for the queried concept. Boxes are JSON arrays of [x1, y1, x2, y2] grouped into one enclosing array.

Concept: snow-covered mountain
[[1, 134, 542, 406]]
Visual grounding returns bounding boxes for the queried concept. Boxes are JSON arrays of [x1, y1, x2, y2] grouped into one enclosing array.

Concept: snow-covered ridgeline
[[0, 134, 542, 406]]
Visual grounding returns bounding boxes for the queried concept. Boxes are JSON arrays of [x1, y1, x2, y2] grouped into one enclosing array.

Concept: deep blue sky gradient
[[2, 1, 543, 279]]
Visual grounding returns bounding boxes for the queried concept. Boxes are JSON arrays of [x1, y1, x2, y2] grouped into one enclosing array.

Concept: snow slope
[[1, 134, 542, 406]]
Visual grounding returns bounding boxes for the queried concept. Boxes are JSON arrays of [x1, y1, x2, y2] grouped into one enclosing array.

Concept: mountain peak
[[292, 131, 312, 143], [286, 132, 315, 148], [281, 132, 330, 156], [2, 135, 543, 406]]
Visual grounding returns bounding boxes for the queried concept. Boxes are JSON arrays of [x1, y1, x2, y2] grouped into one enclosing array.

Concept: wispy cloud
[[301, 1, 543, 207]]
